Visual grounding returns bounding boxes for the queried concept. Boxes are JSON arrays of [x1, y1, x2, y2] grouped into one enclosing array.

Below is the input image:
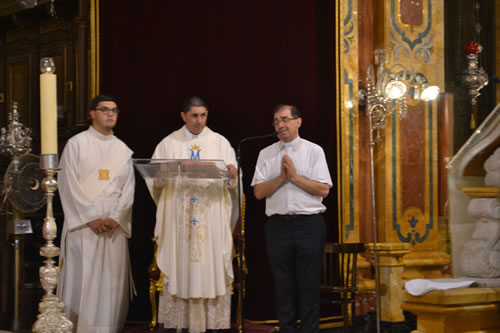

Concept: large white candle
[[40, 58, 58, 155]]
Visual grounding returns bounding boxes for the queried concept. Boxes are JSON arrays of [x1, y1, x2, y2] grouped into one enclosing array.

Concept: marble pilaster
[[366, 242, 410, 322]]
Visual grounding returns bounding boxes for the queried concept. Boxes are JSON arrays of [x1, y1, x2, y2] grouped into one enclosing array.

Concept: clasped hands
[[87, 218, 119, 237], [280, 154, 297, 183]]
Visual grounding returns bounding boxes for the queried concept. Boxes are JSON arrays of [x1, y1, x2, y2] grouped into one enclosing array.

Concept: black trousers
[[265, 214, 326, 333]]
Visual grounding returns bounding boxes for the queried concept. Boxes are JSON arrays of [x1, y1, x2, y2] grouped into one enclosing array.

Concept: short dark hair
[[89, 95, 117, 111], [183, 96, 208, 113], [273, 104, 301, 118]]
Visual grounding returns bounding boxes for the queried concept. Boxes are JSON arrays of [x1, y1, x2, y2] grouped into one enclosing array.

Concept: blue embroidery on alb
[[191, 196, 199, 203], [191, 218, 199, 226], [190, 145, 201, 160]]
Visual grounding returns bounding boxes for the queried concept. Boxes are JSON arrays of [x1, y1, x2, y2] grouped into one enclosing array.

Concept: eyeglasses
[[96, 107, 120, 115], [272, 116, 297, 126]]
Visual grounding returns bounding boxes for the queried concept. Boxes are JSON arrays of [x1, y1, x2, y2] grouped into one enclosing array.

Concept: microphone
[[234, 131, 276, 333], [238, 131, 277, 147]]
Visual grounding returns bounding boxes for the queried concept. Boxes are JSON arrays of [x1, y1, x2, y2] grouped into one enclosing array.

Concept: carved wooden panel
[[6, 56, 31, 128]]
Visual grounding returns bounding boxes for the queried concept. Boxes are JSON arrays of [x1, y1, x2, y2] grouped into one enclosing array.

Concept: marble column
[[367, 242, 410, 322]]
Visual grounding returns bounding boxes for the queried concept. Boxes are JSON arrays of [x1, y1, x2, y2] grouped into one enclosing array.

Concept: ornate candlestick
[[33, 156, 72, 332], [32, 59, 72, 332], [1, 101, 34, 331]]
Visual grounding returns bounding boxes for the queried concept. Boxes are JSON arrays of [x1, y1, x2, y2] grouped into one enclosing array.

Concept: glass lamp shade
[[385, 80, 407, 99], [420, 85, 440, 101], [40, 58, 56, 74]]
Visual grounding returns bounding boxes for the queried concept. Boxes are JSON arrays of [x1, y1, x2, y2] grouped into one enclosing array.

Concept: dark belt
[[272, 214, 311, 221]]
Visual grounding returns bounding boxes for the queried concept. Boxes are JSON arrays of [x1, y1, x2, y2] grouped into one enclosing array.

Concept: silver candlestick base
[[32, 154, 73, 332]]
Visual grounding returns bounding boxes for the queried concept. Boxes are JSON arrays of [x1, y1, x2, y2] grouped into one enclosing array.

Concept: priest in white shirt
[[147, 96, 238, 333], [57, 95, 135, 333], [251, 104, 332, 333]]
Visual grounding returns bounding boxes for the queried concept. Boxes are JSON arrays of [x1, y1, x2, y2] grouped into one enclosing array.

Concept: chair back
[[321, 242, 365, 294], [320, 242, 365, 332]]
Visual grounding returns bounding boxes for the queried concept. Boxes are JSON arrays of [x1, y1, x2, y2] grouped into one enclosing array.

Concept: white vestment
[[147, 126, 238, 332], [57, 126, 135, 333]]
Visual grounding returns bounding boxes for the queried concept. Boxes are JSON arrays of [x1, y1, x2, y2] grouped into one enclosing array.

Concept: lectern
[[134, 158, 231, 181], [133, 158, 233, 331]]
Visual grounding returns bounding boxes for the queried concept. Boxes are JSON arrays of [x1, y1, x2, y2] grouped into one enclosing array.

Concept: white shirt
[[251, 136, 332, 216]]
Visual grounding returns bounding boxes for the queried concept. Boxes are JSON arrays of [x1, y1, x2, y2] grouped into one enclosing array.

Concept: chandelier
[[17, 0, 38, 8], [0, 102, 32, 157], [17, 0, 56, 16], [363, 49, 439, 142]]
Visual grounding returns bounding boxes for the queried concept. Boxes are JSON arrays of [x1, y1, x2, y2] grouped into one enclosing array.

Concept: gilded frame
[[337, 0, 353, 243]]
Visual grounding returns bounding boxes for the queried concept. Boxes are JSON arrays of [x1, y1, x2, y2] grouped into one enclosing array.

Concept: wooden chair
[[147, 237, 162, 331], [320, 242, 365, 333]]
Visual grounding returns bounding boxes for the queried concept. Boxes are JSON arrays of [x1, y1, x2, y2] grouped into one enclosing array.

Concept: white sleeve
[[220, 137, 241, 231], [251, 150, 267, 186], [108, 158, 135, 237], [145, 140, 167, 205], [308, 146, 333, 186], [58, 140, 100, 231], [220, 136, 237, 167]]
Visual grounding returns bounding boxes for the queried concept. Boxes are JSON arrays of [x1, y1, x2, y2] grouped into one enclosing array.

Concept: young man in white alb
[[57, 95, 135, 333]]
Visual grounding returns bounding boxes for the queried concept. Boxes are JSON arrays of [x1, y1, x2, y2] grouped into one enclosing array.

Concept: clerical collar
[[280, 136, 301, 151], [89, 125, 114, 141], [184, 126, 207, 139]]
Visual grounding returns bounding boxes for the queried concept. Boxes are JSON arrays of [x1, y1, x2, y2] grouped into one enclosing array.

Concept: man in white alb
[[147, 96, 238, 333], [57, 95, 135, 333], [251, 104, 332, 333]]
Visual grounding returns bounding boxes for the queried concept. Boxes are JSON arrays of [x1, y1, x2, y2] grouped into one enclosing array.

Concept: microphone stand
[[235, 132, 276, 333]]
